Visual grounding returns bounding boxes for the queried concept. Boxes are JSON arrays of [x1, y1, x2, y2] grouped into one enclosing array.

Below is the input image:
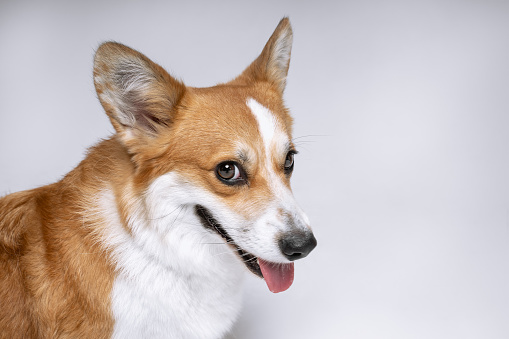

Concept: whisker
[[292, 134, 329, 141], [212, 249, 236, 257], [149, 205, 183, 221], [242, 256, 258, 263], [170, 205, 186, 228], [293, 140, 317, 145]]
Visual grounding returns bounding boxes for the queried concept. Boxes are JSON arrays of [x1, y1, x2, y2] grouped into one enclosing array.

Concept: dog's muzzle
[[195, 204, 317, 293]]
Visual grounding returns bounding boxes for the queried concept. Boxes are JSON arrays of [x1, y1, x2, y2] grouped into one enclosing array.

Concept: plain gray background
[[1, 1, 508, 338]]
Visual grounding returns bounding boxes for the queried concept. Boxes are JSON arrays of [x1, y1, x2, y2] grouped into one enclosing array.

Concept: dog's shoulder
[[0, 189, 41, 253], [0, 189, 43, 337]]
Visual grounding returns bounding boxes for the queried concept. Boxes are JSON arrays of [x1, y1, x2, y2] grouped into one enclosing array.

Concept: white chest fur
[[111, 257, 245, 339], [97, 182, 246, 339]]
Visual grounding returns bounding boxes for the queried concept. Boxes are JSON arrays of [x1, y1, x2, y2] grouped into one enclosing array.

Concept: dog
[[0, 17, 316, 338]]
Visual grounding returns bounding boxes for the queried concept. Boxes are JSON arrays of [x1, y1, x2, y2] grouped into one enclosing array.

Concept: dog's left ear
[[233, 17, 293, 93], [93, 42, 185, 149]]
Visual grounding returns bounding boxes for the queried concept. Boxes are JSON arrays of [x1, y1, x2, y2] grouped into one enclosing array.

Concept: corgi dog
[[0, 18, 316, 339]]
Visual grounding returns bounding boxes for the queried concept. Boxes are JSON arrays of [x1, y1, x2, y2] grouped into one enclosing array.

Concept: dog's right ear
[[232, 17, 293, 94], [93, 42, 185, 149]]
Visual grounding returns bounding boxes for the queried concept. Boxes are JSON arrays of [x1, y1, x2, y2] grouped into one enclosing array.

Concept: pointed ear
[[233, 17, 293, 93], [93, 42, 185, 143]]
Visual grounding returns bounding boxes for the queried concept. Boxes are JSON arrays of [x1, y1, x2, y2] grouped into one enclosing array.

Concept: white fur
[[96, 177, 245, 339], [239, 98, 312, 261], [91, 99, 311, 338]]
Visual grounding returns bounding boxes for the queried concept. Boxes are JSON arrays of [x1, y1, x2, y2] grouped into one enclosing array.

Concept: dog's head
[[93, 18, 316, 293]]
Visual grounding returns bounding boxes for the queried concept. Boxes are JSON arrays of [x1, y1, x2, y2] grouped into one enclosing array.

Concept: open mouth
[[195, 205, 295, 293], [195, 205, 263, 278]]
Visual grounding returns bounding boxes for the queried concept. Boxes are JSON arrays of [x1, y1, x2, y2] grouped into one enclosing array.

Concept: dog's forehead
[[245, 97, 291, 157], [246, 98, 276, 146], [178, 87, 292, 154]]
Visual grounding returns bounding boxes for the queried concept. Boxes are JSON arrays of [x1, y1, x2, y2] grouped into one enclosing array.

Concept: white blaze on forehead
[[246, 98, 288, 156], [243, 99, 312, 262]]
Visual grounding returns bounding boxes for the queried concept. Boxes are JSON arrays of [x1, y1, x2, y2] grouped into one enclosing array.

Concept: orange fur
[[0, 141, 127, 338], [0, 18, 297, 337]]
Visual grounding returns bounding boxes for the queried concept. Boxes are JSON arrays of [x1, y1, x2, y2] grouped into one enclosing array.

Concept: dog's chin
[[195, 205, 263, 278]]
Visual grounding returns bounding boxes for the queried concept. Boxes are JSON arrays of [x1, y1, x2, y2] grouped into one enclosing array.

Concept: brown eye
[[216, 162, 245, 185], [284, 152, 295, 173]]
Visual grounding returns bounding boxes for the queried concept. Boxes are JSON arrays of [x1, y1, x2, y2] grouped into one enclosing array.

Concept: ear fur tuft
[[93, 42, 185, 139]]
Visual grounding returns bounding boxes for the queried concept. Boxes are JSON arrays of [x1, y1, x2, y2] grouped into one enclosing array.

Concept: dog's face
[[93, 18, 316, 293]]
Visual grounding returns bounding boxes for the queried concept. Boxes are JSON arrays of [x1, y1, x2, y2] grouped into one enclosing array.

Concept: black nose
[[278, 231, 317, 261]]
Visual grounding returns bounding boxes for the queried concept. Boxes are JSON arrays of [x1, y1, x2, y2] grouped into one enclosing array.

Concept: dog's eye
[[216, 162, 245, 185], [284, 152, 295, 174]]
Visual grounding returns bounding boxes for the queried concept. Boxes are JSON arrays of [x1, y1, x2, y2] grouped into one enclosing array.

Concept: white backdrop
[[1, 1, 508, 338]]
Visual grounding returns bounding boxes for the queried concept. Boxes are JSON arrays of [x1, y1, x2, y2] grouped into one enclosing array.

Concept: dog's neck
[[73, 138, 246, 338]]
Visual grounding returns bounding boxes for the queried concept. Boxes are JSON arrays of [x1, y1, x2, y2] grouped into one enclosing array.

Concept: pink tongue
[[258, 259, 294, 293]]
